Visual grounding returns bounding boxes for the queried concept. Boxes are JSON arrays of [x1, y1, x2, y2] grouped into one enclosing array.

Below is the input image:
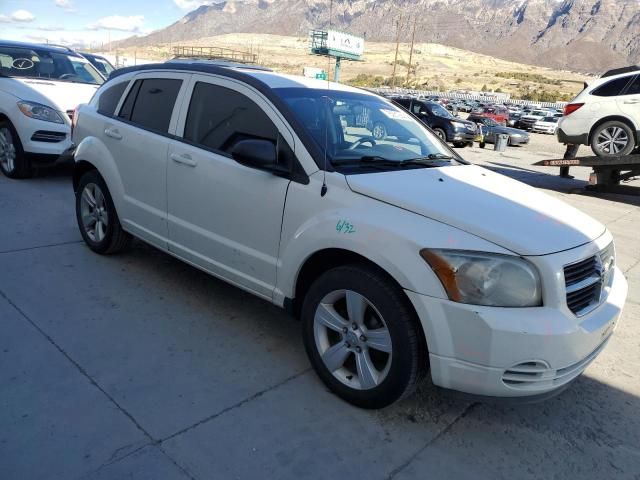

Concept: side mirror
[[231, 139, 286, 175]]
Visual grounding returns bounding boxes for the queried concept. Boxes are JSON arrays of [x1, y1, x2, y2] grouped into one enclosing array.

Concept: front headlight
[[451, 121, 467, 129], [17, 101, 65, 124], [420, 249, 542, 307]]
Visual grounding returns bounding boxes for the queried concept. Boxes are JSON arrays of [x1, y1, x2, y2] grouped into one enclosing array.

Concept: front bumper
[[12, 110, 72, 157], [405, 241, 628, 398], [508, 135, 529, 145], [451, 131, 476, 143]]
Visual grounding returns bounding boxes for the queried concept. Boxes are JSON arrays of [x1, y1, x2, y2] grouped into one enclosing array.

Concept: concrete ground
[[1, 133, 639, 480]]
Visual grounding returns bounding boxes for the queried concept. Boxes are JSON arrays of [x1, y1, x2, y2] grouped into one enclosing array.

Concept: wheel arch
[[72, 159, 98, 193], [291, 247, 429, 368], [588, 115, 638, 145], [291, 248, 417, 321]]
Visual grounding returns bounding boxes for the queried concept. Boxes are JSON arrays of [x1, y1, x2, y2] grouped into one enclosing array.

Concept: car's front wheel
[[302, 264, 425, 409], [0, 120, 32, 179], [76, 170, 132, 254], [591, 121, 635, 157]]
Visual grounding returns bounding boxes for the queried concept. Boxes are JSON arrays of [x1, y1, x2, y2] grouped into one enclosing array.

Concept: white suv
[[0, 40, 103, 178], [71, 62, 628, 408], [558, 67, 640, 157]]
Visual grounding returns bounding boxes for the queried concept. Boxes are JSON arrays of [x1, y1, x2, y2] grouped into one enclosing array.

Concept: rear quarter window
[[117, 78, 182, 133], [591, 76, 634, 97], [97, 81, 129, 117]]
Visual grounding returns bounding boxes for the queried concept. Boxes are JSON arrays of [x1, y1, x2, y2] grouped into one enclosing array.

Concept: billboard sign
[[326, 30, 365, 57]]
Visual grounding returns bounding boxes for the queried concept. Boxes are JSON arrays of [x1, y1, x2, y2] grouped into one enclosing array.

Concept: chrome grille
[[563, 242, 614, 316]]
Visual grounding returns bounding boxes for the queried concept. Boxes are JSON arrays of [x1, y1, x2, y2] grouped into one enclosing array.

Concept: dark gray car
[[468, 115, 530, 146]]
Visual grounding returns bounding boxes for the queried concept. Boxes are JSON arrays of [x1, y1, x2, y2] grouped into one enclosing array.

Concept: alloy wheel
[[0, 127, 16, 173], [596, 127, 629, 155], [313, 289, 392, 390], [80, 183, 109, 242], [372, 123, 386, 140]]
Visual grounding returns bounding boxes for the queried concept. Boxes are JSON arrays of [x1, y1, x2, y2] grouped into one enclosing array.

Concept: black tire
[[0, 120, 32, 179], [301, 264, 426, 409], [75, 170, 132, 254], [590, 121, 635, 158], [433, 128, 447, 142], [479, 142, 486, 149], [371, 122, 387, 140], [452, 142, 467, 148]]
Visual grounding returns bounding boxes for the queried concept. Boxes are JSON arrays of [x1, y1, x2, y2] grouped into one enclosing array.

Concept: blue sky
[[0, 0, 215, 48]]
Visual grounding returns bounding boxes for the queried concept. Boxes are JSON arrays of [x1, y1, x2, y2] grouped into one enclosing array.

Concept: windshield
[[89, 56, 114, 77], [482, 117, 499, 126], [428, 102, 454, 118], [542, 116, 558, 123], [276, 88, 461, 171], [0, 46, 104, 85]]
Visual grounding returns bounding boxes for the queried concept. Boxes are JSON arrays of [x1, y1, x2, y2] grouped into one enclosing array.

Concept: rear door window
[[591, 76, 634, 97], [118, 78, 182, 133], [183, 82, 278, 153]]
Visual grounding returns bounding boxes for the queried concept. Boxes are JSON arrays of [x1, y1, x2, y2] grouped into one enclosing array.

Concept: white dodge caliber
[[71, 62, 628, 408], [0, 40, 103, 178]]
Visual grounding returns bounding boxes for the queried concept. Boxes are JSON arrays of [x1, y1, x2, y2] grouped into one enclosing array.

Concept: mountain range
[[118, 0, 640, 73]]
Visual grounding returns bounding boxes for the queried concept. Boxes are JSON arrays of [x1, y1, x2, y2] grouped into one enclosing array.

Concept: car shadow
[[485, 162, 640, 207]]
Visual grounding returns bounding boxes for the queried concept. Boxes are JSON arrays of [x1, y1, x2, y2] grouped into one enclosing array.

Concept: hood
[[346, 165, 605, 256], [1, 77, 98, 113]]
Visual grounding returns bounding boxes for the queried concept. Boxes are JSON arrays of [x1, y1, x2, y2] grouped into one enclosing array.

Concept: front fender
[[275, 172, 511, 302]]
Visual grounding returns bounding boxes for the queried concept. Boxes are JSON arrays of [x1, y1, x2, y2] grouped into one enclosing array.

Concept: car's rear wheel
[[0, 120, 32, 179], [371, 122, 387, 140], [302, 264, 425, 409], [76, 170, 132, 254], [591, 121, 635, 157]]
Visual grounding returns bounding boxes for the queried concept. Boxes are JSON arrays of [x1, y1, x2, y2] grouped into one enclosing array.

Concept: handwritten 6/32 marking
[[336, 220, 356, 234]]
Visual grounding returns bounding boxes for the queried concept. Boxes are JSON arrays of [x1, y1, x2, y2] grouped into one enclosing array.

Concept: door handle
[[170, 153, 197, 167], [104, 127, 122, 140], [623, 99, 640, 104]]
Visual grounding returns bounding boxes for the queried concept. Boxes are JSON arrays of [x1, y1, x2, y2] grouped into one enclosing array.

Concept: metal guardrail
[[172, 46, 258, 64]]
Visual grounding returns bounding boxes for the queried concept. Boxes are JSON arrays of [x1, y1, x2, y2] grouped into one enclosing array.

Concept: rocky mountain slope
[[118, 0, 640, 72]]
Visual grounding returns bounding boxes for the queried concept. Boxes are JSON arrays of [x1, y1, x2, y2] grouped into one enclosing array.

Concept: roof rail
[[601, 65, 639, 78], [39, 43, 76, 53]]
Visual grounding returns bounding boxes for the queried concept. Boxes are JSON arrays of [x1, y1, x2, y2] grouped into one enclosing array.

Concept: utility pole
[[406, 17, 418, 87], [391, 13, 403, 88]]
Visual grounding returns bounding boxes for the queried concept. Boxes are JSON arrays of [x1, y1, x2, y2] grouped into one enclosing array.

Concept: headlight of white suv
[[420, 249, 542, 307], [17, 101, 65, 124]]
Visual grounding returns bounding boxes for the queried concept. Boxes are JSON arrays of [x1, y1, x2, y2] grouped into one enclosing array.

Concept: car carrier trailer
[[533, 154, 640, 196]]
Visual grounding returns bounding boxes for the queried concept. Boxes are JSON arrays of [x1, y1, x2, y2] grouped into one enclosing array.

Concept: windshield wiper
[[333, 154, 456, 169]]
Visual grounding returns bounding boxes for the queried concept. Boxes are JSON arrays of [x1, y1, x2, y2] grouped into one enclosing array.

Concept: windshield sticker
[[12, 58, 34, 70], [379, 109, 411, 121], [336, 220, 356, 234]]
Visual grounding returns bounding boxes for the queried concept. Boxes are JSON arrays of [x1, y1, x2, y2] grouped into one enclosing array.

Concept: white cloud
[[11, 10, 36, 22], [0, 15, 10, 23], [174, 0, 213, 10], [87, 15, 144, 32], [54, 0, 75, 11]]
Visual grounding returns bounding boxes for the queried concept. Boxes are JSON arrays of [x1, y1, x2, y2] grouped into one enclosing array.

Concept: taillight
[[563, 103, 584, 116], [70, 105, 79, 138]]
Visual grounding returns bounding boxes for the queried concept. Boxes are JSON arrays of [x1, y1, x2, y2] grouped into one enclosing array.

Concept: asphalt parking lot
[[1, 134, 639, 479]]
